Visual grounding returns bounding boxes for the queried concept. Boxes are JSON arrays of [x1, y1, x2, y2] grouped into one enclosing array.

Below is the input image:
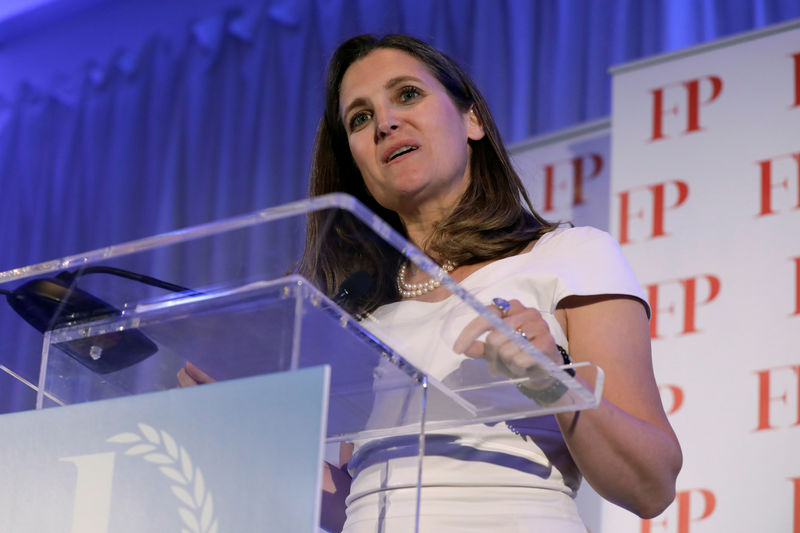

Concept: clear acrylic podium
[[0, 194, 603, 530]]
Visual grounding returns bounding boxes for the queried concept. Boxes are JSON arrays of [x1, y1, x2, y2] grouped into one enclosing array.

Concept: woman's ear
[[466, 107, 485, 141]]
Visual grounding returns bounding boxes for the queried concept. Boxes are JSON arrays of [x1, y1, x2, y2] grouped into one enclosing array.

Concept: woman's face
[[338, 48, 484, 216]]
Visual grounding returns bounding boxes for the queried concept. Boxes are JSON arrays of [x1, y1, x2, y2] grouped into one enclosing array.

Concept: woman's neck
[[394, 176, 469, 252], [397, 200, 459, 254]]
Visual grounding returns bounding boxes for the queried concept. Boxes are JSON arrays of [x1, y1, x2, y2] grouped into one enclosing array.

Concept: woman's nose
[[375, 110, 400, 139]]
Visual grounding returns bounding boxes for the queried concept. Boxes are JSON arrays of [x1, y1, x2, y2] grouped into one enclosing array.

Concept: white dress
[[342, 227, 648, 533]]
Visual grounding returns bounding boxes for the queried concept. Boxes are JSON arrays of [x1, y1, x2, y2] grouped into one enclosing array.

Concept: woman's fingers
[[185, 361, 216, 383], [177, 361, 216, 387], [453, 299, 527, 354], [453, 299, 557, 378], [176, 367, 197, 387]]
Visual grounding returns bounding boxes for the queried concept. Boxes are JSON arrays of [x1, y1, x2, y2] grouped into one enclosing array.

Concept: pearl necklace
[[397, 260, 456, 298]]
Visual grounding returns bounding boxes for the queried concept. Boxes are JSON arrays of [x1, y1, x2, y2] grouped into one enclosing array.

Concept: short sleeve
[[534, 226, 651, 318]]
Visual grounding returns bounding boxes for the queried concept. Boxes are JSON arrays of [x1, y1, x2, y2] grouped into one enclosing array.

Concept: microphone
[[333, 271, 373, 317], [333, 270, 373, 305], [4, 268, 195, 374]]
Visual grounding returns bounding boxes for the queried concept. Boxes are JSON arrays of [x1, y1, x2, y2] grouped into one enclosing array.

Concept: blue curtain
[[1, 0, 798, 411]]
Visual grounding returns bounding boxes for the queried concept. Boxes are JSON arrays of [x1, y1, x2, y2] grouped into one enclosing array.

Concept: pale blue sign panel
[[0, 366, 330, 532]]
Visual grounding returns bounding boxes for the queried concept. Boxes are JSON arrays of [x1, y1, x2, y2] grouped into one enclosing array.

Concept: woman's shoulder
[[473, 225, 625, 281], [526, 225, 648, 313], [530, 225, 621, 259]]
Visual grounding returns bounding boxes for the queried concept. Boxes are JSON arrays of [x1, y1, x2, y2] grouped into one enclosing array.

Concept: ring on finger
[[516, 327, 528, 340], [492, 297, 511, 317]]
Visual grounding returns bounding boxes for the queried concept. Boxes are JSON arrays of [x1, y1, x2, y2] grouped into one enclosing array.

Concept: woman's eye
[[349, 111, 371, 131], [399, 86, 421, 103]]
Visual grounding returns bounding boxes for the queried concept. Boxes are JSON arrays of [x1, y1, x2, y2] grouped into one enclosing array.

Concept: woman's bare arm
[[320, 443, 353, 532], [455, 295, 681, 518], [555, 295, 682, 518]]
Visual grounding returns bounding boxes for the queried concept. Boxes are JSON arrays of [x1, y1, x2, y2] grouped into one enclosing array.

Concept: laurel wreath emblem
[[108, 423, 218, 533]]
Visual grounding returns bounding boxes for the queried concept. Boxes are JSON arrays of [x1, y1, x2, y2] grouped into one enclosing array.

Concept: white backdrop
[[511, 18, 800, 533], [609, 19, 800, 533], [509, 118, 611, 230]]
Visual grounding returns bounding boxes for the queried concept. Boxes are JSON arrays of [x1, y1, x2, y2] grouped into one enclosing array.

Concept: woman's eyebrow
[[384, 75, 424, 90], [342, 97, 367, 120]]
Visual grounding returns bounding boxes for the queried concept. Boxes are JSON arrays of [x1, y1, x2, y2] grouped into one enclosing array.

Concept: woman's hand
[[455, 295, 682, 518], [452, 298, 560, 378], [176, 361, 216, 387]]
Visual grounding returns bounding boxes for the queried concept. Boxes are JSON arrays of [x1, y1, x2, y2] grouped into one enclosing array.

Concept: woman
[[304, 34, 682, 533], [184, 33, 682, 532], [292, 33, 685, 532]]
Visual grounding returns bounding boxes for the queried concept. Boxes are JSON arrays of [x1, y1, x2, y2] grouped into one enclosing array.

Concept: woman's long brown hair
[[298, 34, 557, 315]]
